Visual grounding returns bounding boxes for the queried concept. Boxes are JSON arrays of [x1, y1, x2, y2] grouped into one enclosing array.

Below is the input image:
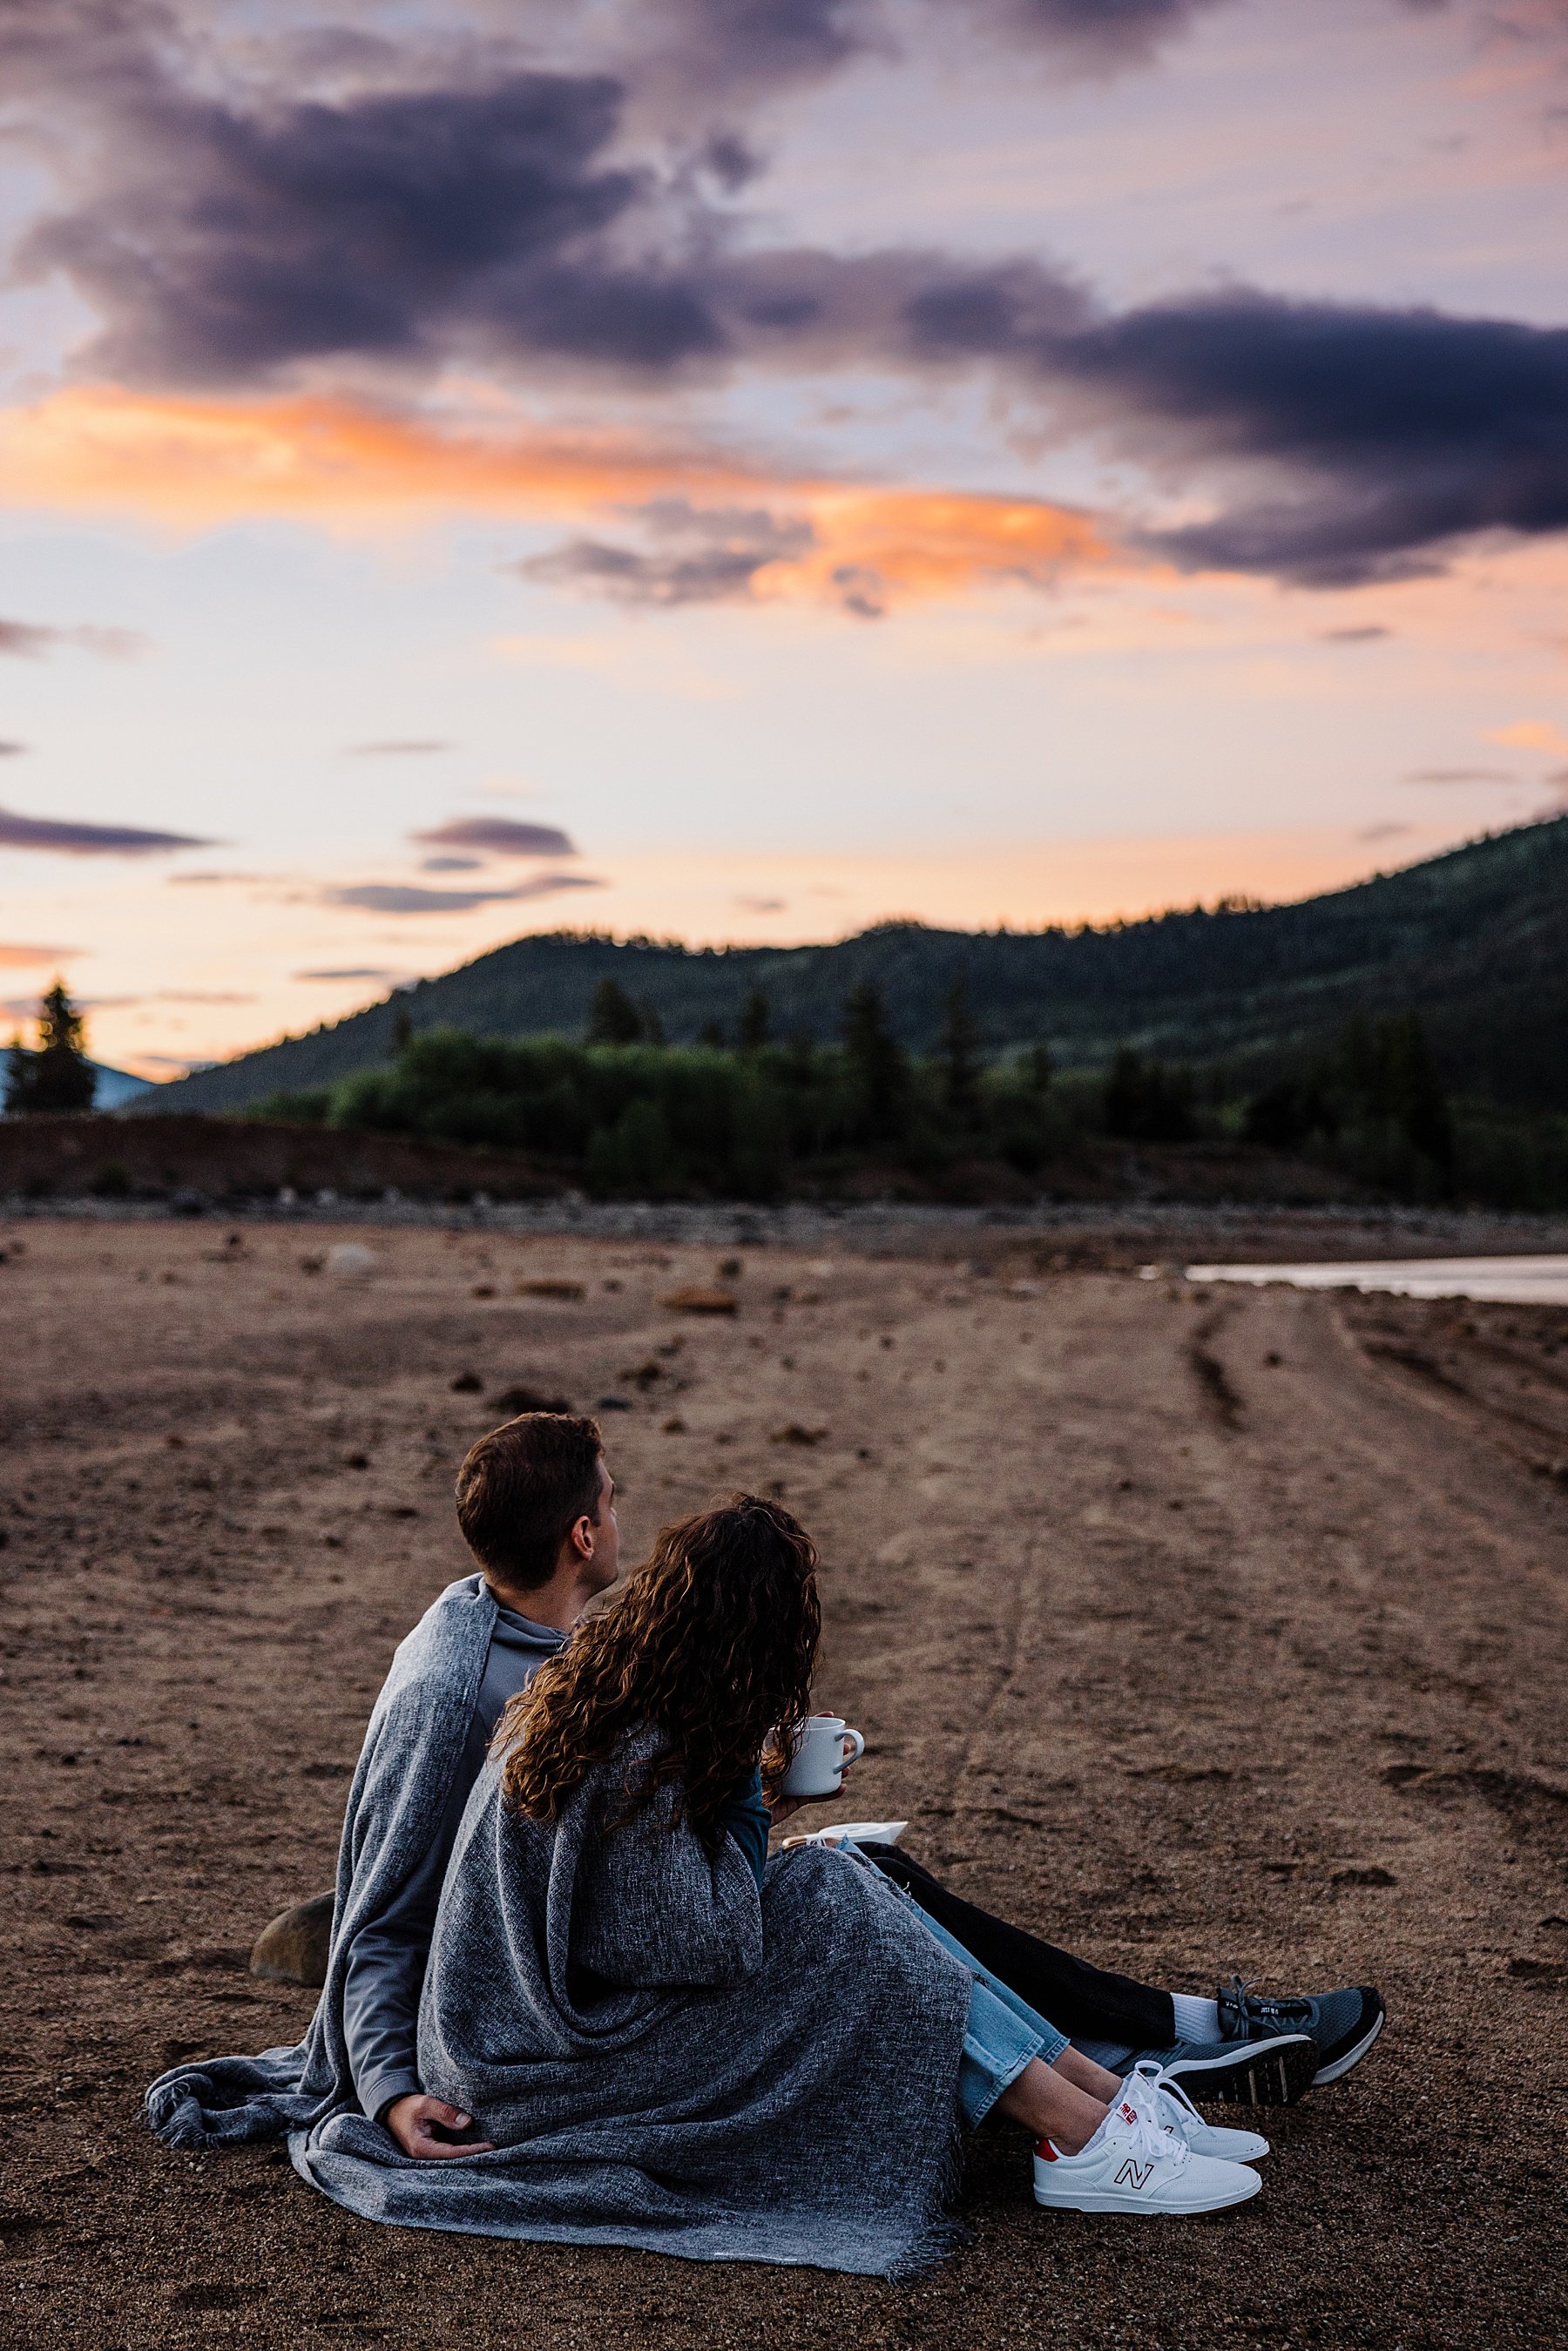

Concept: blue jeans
[[912, 1898, 1071, 2127]]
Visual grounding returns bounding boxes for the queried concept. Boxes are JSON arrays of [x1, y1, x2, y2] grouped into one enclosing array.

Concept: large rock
[[250, 1888, 335, 1987]]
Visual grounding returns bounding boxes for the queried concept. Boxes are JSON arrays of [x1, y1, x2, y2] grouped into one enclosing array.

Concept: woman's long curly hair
[[495, 1494, 820, 1848]]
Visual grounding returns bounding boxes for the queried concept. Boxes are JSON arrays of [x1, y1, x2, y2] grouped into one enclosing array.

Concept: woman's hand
[[382, 2093, 495, 2160], [767, 1756, 859, 1831]]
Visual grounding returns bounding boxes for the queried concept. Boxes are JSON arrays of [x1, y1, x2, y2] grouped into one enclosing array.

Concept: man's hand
[[382, 2093, 494, 2160]]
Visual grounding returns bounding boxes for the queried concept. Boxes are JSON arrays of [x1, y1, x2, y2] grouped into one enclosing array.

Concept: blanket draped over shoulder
[[145, 1575, 498, 2149], [294, 1729, 973, 2276]]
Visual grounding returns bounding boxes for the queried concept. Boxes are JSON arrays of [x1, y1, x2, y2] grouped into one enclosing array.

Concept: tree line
[[9, 975, 1558, 1207], [252, 975, 1485, 1205]]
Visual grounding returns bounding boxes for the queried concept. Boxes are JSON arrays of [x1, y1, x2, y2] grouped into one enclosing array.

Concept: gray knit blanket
[[145, 1573, 498, 2149], [293, 1731, 973, 2275]]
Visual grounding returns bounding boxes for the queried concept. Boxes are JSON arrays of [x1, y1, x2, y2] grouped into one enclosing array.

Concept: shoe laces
[[1114, 2068, 1191, 2171], [1219, 1972, 1308, 2037], [1129, 2060, 1201, 2137]]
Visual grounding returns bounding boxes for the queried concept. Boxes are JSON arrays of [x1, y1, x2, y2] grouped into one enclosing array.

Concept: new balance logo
[[1113, 2158, 1155, 2191]]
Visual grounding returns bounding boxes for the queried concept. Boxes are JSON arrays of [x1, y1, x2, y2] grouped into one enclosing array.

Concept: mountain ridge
[[131, 817, 1568, 1117]]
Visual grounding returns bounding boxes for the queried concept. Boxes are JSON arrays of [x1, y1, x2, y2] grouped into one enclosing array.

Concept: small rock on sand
[[250, 1888, 335, 1987], [516, 1277, 585, 1300], [660, 1286, 738, 1315], [326, 1243, 378, 1279], [493, 1382, 573, 1415]]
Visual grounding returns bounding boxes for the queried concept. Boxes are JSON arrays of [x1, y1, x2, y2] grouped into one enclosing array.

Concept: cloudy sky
[[2, 0, 1566, 1076]]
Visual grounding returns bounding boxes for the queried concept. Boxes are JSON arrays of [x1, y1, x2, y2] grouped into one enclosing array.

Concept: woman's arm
[[716, 1765, 769, 1892]]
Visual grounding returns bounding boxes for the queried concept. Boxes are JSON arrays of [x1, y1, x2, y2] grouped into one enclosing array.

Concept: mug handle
[[839, 1729, 865, 1773]]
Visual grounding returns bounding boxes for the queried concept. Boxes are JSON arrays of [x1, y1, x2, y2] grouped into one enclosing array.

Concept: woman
[[293, 1496, 1260, 2267]]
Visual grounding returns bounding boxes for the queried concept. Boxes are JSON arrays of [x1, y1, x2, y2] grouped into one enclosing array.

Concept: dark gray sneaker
[[1218, 1976, 1386, 2087], [1118, 2033, 1319, 2107]]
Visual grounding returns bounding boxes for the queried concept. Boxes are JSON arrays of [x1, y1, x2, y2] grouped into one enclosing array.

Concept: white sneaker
[[1032, 2091, 1262, 2215], [1123, 2059, 1269, 2164]]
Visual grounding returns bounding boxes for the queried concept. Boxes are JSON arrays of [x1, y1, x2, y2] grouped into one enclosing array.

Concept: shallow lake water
[[1183, 1254, 1568, 1307]]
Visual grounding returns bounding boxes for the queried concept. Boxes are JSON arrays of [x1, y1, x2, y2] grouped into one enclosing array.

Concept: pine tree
[[841, 979, 908, 1136], [585, 976, 645, 1046], [1025, 1043, 1053, 1093], [938, 972, 982, 1118], [737, 986, 771, 1051], [10, 982, 96, 1112], [1386, 1011, 1453, 1174]]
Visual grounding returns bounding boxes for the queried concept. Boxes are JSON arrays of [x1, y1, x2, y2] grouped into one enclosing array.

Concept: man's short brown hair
[[454, 1413, 605, 1591]]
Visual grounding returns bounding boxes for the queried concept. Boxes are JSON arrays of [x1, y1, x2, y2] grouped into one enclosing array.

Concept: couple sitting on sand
[[150, 1413, 1384, 2275]]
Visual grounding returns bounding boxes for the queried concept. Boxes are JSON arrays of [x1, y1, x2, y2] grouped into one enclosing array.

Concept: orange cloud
[[0, 385, 1120, 610], [1488, 719, 1568, 755], [0, 386, 744, 523], [758, 487, 1112, 608]]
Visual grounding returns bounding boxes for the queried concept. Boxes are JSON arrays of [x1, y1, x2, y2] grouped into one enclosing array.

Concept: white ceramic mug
[[780, 1713, 866, 1799]]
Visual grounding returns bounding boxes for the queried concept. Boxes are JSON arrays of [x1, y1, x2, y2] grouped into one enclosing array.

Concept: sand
[[1, 1217, 1564, 2349]]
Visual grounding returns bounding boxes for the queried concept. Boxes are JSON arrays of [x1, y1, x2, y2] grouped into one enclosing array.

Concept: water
[[1185, 1255, 1568, 1307]]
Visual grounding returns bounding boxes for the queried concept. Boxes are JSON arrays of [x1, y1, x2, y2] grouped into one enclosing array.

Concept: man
[[147, 1415, 1382, 2163]]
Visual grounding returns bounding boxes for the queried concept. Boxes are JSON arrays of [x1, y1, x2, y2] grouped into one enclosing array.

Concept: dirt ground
[[1, 1218, 1564, 2350]]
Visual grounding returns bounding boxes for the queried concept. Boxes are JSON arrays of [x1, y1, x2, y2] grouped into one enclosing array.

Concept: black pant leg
[[859, 1845, 1173, 2050]]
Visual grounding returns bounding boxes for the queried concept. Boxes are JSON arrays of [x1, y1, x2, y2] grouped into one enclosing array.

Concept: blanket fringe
[[884, 2096, 971, 2278]]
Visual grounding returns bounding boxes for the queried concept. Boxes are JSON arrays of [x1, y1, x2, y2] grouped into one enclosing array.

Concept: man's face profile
[[579, 1461, 619, 1595]]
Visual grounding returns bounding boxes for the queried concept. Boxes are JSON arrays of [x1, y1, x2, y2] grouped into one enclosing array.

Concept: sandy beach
[[2, 1217, 1564, 2349]]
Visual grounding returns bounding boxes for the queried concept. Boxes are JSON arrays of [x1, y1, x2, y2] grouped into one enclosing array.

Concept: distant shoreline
[[6, 1192, 1567, 1268]]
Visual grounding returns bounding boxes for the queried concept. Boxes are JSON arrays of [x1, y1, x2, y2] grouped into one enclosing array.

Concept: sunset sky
[[2, 0, 1567, 1078]]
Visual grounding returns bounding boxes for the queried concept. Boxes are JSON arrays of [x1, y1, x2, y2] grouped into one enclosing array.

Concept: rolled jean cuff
[[899, 1893, 1071, 2129], [959, 1979, 1051, 2128]]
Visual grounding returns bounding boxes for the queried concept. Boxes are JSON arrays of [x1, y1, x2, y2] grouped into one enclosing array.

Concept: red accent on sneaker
[[1035, 2138, 1058, 2161]]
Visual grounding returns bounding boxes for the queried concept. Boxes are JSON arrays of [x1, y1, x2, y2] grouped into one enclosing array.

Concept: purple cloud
[[0, 805, 215, 855], [408, 817, 578, 857], [293, 965, 408, 982], [324, 873, 604, 914], [521, 500, 813, 608]]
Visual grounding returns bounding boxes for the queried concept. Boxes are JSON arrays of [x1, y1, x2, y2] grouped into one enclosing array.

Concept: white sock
[[1052, 2110, 1112, 2162], [1171, 1992, 1223, 2044]]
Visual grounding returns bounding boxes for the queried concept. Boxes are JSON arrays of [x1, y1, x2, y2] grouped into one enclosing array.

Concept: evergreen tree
[[737, 986, 771, 1051], [782, 1032, 815, 1085], [699, 1018, 727, 1049], [8, 983, 95, 1113], [638, 999, 665, 1046], [841, 979, 908, 1135], [1384, 1011, 1453, 1172], [392, 998, 414, 1055], [1104, 1047, 1193, 1143], [1024, 1043, 1053, 1093], [585, 976, 644, 1046], [938, 972, 982, 1118]]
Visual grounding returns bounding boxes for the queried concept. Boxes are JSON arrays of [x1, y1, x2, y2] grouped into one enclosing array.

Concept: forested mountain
[[133, 816, 1568, 1117]]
